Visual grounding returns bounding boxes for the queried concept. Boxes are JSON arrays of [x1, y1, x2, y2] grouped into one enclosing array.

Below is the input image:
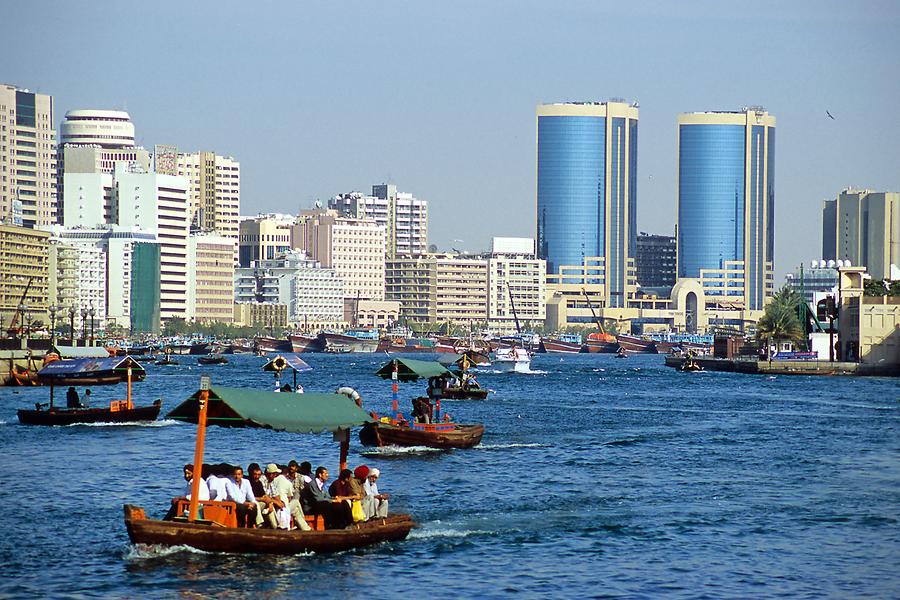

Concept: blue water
[[1, 353, 898, 598]]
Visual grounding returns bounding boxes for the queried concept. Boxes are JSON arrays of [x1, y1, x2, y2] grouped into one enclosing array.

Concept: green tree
[[756, 286, 805, 346]]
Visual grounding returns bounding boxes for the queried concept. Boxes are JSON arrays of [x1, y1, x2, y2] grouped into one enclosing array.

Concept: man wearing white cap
[[262, 464, 293, 529], [363, 468, 390, 519]]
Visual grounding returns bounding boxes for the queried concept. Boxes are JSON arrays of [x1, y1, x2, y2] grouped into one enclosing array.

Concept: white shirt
[[206, 474, 228, 501], [225, 478, 255, 504], [364, 479, 379, 497], [185, 478, 210, 501], [264, 474, 293, 504]]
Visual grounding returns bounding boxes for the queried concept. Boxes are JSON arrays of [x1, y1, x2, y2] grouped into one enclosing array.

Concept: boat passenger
[[247, 463, 270, 527], [262, 464, 293, 530], [328, 468, 358, 501], [352, 465, 371, 521], [284, 460, 312, 530], [164, 463, 210, 520], [300, 466, 353, 529], [66, 387, 84, 409], [83, 389, 92, 407], [363, 468, 389, 519], [298, 461, 313, 486], [206, 463, 231, 501], [295, 383, 304, 394], [225, 466, 258, 528]]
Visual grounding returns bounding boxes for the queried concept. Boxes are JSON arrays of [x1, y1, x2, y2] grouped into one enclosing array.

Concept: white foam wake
[[475, 442, 547, 450], [359, 445, 447, 456], [65, 419, 178, 428], [409, 523, 496, 540]]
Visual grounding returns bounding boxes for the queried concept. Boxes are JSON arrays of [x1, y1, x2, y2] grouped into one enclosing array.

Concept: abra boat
[[366, 358, 486, 449], [131, 382, 415, 554], [17, 357, 160, 426], [197, 354, 228, 365]]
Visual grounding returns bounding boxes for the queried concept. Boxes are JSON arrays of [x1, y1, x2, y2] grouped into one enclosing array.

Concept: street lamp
[[69, 305, 76, 345], [89, 303, 96, 345], [17, 303, 25, 338], [49, 304, 59, 344], [81, 307, 88, 343]]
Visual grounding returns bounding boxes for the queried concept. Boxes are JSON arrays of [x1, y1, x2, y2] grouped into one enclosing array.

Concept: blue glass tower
[[677, 109, 775, 311], [537, 102, 638, 308]]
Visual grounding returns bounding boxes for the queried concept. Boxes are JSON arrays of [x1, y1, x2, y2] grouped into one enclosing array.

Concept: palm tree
[[756, 286, 805, 347]]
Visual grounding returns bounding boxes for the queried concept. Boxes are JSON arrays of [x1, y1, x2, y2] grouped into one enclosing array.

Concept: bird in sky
[[826, 110, 836, 120]]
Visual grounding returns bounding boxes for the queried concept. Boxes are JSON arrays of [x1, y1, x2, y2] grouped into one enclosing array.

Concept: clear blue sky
[[6, 0, 899, 279]]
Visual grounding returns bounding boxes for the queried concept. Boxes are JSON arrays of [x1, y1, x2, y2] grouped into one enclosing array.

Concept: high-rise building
[[486, 238, 545, 332], [385, 255, 436, 323], [177, 151, 240, 251], [434, 254, 488, 324], [784, 261, 839, 304], [677, 108, 776, 311], [60, 110, 135, 147], [330, 186, 428, 257], [822, 189, 899, 280], [0, 84, 57, 228], [0, 223, 50, 328], [187, 232, 235, 323], [635, 233, 677, 289], [536, 101, 638, 308], [115, 164, 189, 321], [238, 215, 293, 267], [291, 209, 385, 301], [234, 251, 344, 327]]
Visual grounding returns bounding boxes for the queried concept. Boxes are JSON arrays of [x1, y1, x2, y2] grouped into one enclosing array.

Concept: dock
[[664, 355, 899, 377]]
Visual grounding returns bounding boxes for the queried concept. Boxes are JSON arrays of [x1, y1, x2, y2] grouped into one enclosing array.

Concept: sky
[[5, 0, 899, 280]]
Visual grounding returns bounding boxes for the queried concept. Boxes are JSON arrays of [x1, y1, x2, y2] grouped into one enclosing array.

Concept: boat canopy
[[375, 358, 452, 382], [51, 345, 110, 359], [38, 356, 145, 382], [436, 352, 479, 368], [166, 386, 373, 433], [262, 354, 312, 373]]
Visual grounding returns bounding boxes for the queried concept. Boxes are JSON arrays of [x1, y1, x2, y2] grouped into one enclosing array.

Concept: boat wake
[[359, 445, 446, 456], [125, 543, 211, 559], [409, 522, 497, 540], [475, 442, 547, 450], [66, 419, 178, 428]]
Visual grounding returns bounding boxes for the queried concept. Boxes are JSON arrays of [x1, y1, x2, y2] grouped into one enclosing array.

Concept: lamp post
[[89, 302, 96, 345], [49, 304, 59, 345], [69, 305, 76, 346], [17, 303, 26, 338], [81, 307, 88, 344]]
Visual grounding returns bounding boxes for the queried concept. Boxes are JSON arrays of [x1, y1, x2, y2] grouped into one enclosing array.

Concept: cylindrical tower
[[60, 109, 135, 148]]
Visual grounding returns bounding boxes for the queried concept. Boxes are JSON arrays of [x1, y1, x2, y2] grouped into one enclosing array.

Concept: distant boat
[[541, 333, 583, 354], [616, 335, 658, 354], [197, 355, 228, 365], [289, 333, 327, 353], [323, 330, 379, 353], [493, 347, 532, 373]]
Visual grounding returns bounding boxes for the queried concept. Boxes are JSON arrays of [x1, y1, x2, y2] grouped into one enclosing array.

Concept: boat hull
[[123, 505, 414, 555], [540, 339, 583, 354], [255, 337, 293, 353], [360, 422, 484, 449], [323, 333, 378, 353], [437, 387, 489, 400], [289, 334, 327, 353], [616, 335, 658, 354], [17, 400, 161, 426]]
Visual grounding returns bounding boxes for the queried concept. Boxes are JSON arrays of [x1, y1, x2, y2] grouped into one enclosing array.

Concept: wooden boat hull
[[17, 400, 162, 426], [289, 333, 327, 353], [197, 357, 228, 365], [437, 388, 489, 400], [616, 335, 658, 354], [323, 333, 378, 353], [123, 505, 414, 555], [583, 340, 620, 353], [540, 339, 583, 353], [360, 422, 484, 449]]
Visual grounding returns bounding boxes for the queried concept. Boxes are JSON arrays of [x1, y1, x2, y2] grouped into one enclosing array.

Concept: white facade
[[488, 256, 546, 331], [62, 172, 112, 227], [60, 109, 135, 148], [234, 251, 344, 326], [0, 84, 57, 228], [331, 186, 428, 257], [115, 164, 189, 321], [492, 237, 535, 256], [40, 225, 159, 329]]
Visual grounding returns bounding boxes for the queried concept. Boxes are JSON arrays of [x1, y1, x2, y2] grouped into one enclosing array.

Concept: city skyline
[[4, 1, 899, 281]]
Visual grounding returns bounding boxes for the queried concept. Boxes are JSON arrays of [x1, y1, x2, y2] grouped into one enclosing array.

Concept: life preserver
[[43, 352, 60, 365], [335, 386, 362, 407]]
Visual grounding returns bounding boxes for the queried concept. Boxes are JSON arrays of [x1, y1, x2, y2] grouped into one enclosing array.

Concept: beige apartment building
[[0, 224, 50, 327], [837, 266, 900, 365], [178, 151, 240, 253], [238, 215, 292, 267], [386, 255, 437, 323], [0, 84, 57, 228], [823, 189, 899, 280], [291, 208, 385, 301], [233, 302, 288, 329], [187, 232, 235, 323], [434, 254, 488, 325]]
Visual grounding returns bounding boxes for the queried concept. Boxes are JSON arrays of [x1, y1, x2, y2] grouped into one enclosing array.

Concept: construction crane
[[581, 287, 607, 334], [6, 276, 34, 337], [507, 282, 522, 334]]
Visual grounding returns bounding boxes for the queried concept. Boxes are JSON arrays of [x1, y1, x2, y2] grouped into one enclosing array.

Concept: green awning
[[375, 358, 452, 382], [166, 386, 374, 433]]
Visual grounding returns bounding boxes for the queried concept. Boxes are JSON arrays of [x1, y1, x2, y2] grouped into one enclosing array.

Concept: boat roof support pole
[[338, 428, 349, 472], [188, 389, 210, 522]]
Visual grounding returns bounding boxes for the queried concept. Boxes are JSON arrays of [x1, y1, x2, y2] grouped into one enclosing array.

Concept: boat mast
[[188, 377, 211, 522], [581, 287, 606, 334], [507, 281, 522, 334]]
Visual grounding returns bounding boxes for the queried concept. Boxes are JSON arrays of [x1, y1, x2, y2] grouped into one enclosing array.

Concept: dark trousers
[[312, 500, 352, 529], [235, 503, 258, 528]]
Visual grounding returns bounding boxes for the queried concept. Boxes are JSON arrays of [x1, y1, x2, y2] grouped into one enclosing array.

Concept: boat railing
[[410, 423, 456, 432], [109, 399, 134, 412], [174, 499, 237, 527]]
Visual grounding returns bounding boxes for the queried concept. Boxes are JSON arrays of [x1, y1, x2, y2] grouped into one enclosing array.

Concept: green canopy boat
[[124, 381, 414, 554]]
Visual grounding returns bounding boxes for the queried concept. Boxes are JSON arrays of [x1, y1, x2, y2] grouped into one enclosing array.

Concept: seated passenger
[[328, 468, 357, 500], [247, 463, 269, 527], [364, 468, 390, 519], [300, 466, 353, 529], [225, 465, 258, 528], [205, 463, 230, 501], [283, 461, 312, 531], [66, 386, 84, 409], [164, 463, 210, 520], [262, 464, 292, 529], [352, 465, 370, 521]]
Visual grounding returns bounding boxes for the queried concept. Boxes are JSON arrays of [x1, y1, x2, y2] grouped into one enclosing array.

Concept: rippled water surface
[[1, 353, 898, 598]]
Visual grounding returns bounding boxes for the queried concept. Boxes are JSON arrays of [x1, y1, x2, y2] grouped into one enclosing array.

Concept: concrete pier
[[664, 355, 899, 377]]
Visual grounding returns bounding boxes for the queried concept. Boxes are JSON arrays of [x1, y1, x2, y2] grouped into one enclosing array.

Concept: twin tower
[[536, 101, 775, 312]]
